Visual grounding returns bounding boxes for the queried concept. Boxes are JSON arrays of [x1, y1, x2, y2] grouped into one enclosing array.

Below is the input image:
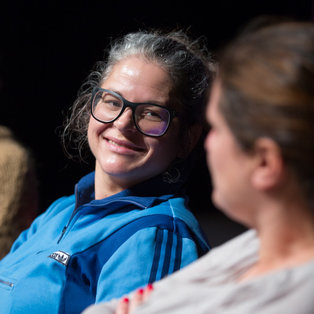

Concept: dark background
[[1, 0, 313, 245]]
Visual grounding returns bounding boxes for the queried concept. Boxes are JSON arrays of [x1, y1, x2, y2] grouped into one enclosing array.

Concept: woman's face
[[88, 56, 183, 189], [204, 82, 255, 223]]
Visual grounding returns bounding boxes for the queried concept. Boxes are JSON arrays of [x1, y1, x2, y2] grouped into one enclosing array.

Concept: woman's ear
[[251, 138, 284, 191], [177, 124, 203, 158]]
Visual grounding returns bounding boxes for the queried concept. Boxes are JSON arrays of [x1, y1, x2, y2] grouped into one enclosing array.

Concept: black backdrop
[[1, 0, 313, 245]]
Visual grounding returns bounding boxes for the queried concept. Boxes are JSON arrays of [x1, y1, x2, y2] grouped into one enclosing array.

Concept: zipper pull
[[57, 226, 67, 244]]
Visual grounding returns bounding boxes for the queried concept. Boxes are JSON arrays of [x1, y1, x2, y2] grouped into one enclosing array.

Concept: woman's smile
[[103, 135, 145, 155]]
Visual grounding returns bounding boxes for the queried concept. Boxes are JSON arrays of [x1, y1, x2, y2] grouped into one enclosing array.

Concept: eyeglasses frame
[[90, 87, 178, 137]]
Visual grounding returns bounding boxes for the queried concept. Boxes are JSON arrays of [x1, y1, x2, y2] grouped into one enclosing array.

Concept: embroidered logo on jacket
[[48, 251, 70, 266]]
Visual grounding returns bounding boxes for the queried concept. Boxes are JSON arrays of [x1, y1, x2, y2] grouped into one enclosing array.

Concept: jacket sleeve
[[95, 225, 200, 303]]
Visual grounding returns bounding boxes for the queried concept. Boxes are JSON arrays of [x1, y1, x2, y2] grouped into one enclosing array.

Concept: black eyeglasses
[[91, 87, 178, 137]]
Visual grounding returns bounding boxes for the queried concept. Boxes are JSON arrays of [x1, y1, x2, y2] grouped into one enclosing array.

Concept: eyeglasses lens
[[92, 90, 123, 122], [135, 105, 170, 136]]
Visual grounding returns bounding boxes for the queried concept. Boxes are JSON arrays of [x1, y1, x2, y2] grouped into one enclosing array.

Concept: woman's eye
[[106, 100, 120, 107], [142, 110, 162, 121], [103, 99, 122, 110]]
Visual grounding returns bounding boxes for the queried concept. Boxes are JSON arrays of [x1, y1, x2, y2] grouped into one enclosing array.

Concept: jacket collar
[[74, 161, 189, 210]]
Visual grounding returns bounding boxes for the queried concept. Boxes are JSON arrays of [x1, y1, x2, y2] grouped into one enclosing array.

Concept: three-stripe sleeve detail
[[173, 235, 182, 272], [149, 229, 183, 283], [148, 229, 164, 283]]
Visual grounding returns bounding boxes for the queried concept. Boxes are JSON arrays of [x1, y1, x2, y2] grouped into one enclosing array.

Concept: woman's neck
[[94, 163, 130, 199], [239, 194, 314, 281]]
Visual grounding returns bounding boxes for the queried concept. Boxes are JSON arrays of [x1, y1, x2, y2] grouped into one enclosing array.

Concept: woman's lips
[[104, 136, 145, 154]]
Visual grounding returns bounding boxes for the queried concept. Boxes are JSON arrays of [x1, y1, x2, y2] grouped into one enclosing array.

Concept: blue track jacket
[[0, 172, 209, 313]]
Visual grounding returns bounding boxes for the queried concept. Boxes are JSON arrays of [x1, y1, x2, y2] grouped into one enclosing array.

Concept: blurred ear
[[251, 138, 284, 191], [177, 124, 203, 158]]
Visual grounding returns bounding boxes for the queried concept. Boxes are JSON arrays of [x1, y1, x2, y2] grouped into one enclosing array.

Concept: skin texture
[[88, 56, 183, 199], [204, 82, 257, 225]]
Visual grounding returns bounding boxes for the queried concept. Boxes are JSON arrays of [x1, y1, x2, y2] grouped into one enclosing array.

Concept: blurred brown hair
[[218, 17, 314, 203]]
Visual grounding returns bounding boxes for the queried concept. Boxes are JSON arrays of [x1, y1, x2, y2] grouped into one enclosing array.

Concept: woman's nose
[[113, 108, 136, 131]]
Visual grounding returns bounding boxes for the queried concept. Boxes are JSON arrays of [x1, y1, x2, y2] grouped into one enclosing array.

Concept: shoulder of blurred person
[[0, 125, 38, 259]]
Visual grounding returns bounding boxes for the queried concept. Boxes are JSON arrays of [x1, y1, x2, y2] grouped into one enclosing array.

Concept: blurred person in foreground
[[0, 126, 37, 259]]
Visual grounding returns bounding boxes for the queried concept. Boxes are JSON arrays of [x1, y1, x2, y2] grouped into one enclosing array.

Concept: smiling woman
[[0, 30, 215, 314], [88, 56, 182, 197]]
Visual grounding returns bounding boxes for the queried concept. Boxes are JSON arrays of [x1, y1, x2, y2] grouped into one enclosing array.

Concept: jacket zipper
[[57, 208, 78, 244], [57, 199, 147, 244], [0, 279, 14, 287]]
